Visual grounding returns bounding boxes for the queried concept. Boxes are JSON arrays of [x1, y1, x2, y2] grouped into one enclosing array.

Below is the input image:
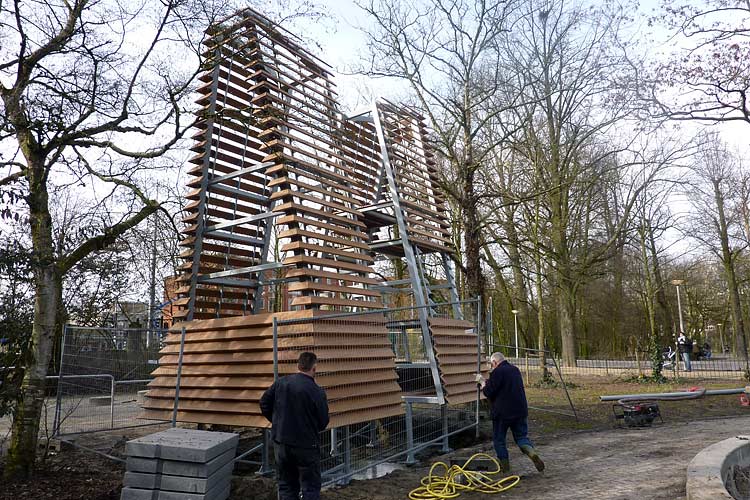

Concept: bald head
[[490, 352, 506, 369]]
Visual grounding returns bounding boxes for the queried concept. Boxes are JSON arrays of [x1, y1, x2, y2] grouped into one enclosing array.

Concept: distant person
[[476, 352, 544, 474], [702, 341, 712, 359], [677, 332, 692, 372], [260, 352, 329, 500]]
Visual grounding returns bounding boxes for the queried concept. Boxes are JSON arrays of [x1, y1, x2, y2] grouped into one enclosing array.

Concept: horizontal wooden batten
[[144, 310, 404, 428]]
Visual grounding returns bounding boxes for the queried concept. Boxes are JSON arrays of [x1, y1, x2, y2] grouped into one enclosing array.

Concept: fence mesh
[[53, 326, 171, 437]]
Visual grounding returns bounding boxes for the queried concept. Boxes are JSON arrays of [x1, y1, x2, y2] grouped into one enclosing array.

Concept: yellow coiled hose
[[408, 452, 521, 499]]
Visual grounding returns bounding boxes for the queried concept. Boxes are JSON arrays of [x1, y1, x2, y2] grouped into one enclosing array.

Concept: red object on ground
[[688, 386, 703, 392], [740, 393, 750, 407]]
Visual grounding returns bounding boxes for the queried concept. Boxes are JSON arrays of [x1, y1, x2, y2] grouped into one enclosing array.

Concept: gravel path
[[323, 415, 750, 500]]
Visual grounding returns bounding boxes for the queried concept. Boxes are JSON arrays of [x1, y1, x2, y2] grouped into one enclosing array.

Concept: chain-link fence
[[52, 326, 171, 437], [484, 342, 750, 434]]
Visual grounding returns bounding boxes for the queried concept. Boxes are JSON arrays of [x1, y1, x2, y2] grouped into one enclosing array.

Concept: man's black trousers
[[274, 441, 322, 500]]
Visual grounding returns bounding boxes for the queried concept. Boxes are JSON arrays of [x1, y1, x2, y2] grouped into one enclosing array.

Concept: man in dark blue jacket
[[478, 352, 544, 473], [260, 351, 329, 500]]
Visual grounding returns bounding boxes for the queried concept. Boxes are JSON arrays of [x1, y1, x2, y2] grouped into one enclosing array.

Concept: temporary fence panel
[[53, 326, 170, 437]]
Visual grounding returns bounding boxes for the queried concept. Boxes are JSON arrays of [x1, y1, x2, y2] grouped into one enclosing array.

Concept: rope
[[408, 453, 521, 500]]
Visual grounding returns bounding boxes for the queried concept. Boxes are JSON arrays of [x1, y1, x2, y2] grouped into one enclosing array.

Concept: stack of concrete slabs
[[121, 428, 239, 500]]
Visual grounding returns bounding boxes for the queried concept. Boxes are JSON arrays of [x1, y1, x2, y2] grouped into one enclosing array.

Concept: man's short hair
[[490, 352, 505, 364], [298, 351, 318, 372]]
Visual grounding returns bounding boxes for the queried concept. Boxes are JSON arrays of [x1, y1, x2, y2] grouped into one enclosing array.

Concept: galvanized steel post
[[171, 326, 187, 427], [440, 405, 451, 453], [405, 402, 416, 465]]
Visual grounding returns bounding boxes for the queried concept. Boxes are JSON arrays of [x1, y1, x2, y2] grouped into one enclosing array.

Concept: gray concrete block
[[127, 448, 235, 477], [120, 481, 230, 500], [126, 428, 238, 462], [123, 460, 234, 493]]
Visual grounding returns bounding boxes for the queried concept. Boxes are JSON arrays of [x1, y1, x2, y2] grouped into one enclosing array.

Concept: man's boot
[[520, 445, 545, 472], [498, 458, 511, 474]]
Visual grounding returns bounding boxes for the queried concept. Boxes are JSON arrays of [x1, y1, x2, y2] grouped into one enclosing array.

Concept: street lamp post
[[671, 279, 685, 334], [717, 323, 724, 354], [511, 309, 519, 359]]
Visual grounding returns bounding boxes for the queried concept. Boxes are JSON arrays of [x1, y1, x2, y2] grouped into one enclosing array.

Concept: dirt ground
[[2, 375, 749, 500]]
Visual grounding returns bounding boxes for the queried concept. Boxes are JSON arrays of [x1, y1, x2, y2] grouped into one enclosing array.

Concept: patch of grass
[[520, 373, 749, 435], [622, 374, 669, 384]]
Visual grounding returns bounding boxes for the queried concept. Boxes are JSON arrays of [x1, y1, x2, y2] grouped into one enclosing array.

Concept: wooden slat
[[280, 242, 374, 263], [290, 296, 383, 309], [287, 281, 380, 297]]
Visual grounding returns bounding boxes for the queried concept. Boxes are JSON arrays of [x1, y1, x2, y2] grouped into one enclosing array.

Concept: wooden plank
[[270, 177, 365, 208], [271, 189, 365, 219], [329, 394, 401, 413], [328, 405, 404, 427], [141, 408, 270, 428], [280, 242, 374, 263], [265, 153, 372, 198], [285, 268, 381, 286], [279, 228, 370, 250], [287, 281, 380, 297], [283, 255, 374, 274], [265, 162, 372, 203], [148, 376, 275, 389], [277, 215, 369, 240], [290, 296, 384, 309], [146, 388, 266, 401], [274, 202, 365, 229]]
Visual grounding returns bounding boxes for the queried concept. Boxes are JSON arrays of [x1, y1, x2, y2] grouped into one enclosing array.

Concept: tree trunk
[[610, 246, 625, 354], [557, 279, 577, 367], [714, 180, 750, 373], [648, 228, 672, 340], [461, 167, 485, 306], [535, 247, 549, 379], [5, 161, 60, 479], [503, 207, 532, 347]]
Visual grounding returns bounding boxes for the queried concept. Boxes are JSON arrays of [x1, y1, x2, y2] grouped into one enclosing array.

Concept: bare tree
[[0, 0, 233, 478], [644, 0, 750, 124], [686, 132, 750, 376], [358, 0, 521, 305], [504, 0, 647, 365]]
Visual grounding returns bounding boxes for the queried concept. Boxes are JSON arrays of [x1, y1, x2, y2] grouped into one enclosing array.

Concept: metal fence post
[[258, 428, 272, 475], [52, 324, 68, 437], [339, 425, 352, 486], [440, 405, 451, 453], [525, 353, 530, 380], [171, 326, 187, 427], [405, 402, 416, 465], [110, 375, 115, 429], [475, 303, 482, 439], [330, 428, 337, 457], [367, 420, 377, 448]]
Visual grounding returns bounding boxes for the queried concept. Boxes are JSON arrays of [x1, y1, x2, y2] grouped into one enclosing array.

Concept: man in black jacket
[[478, 352, 544, 473], [260, 351, 329, 500]]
